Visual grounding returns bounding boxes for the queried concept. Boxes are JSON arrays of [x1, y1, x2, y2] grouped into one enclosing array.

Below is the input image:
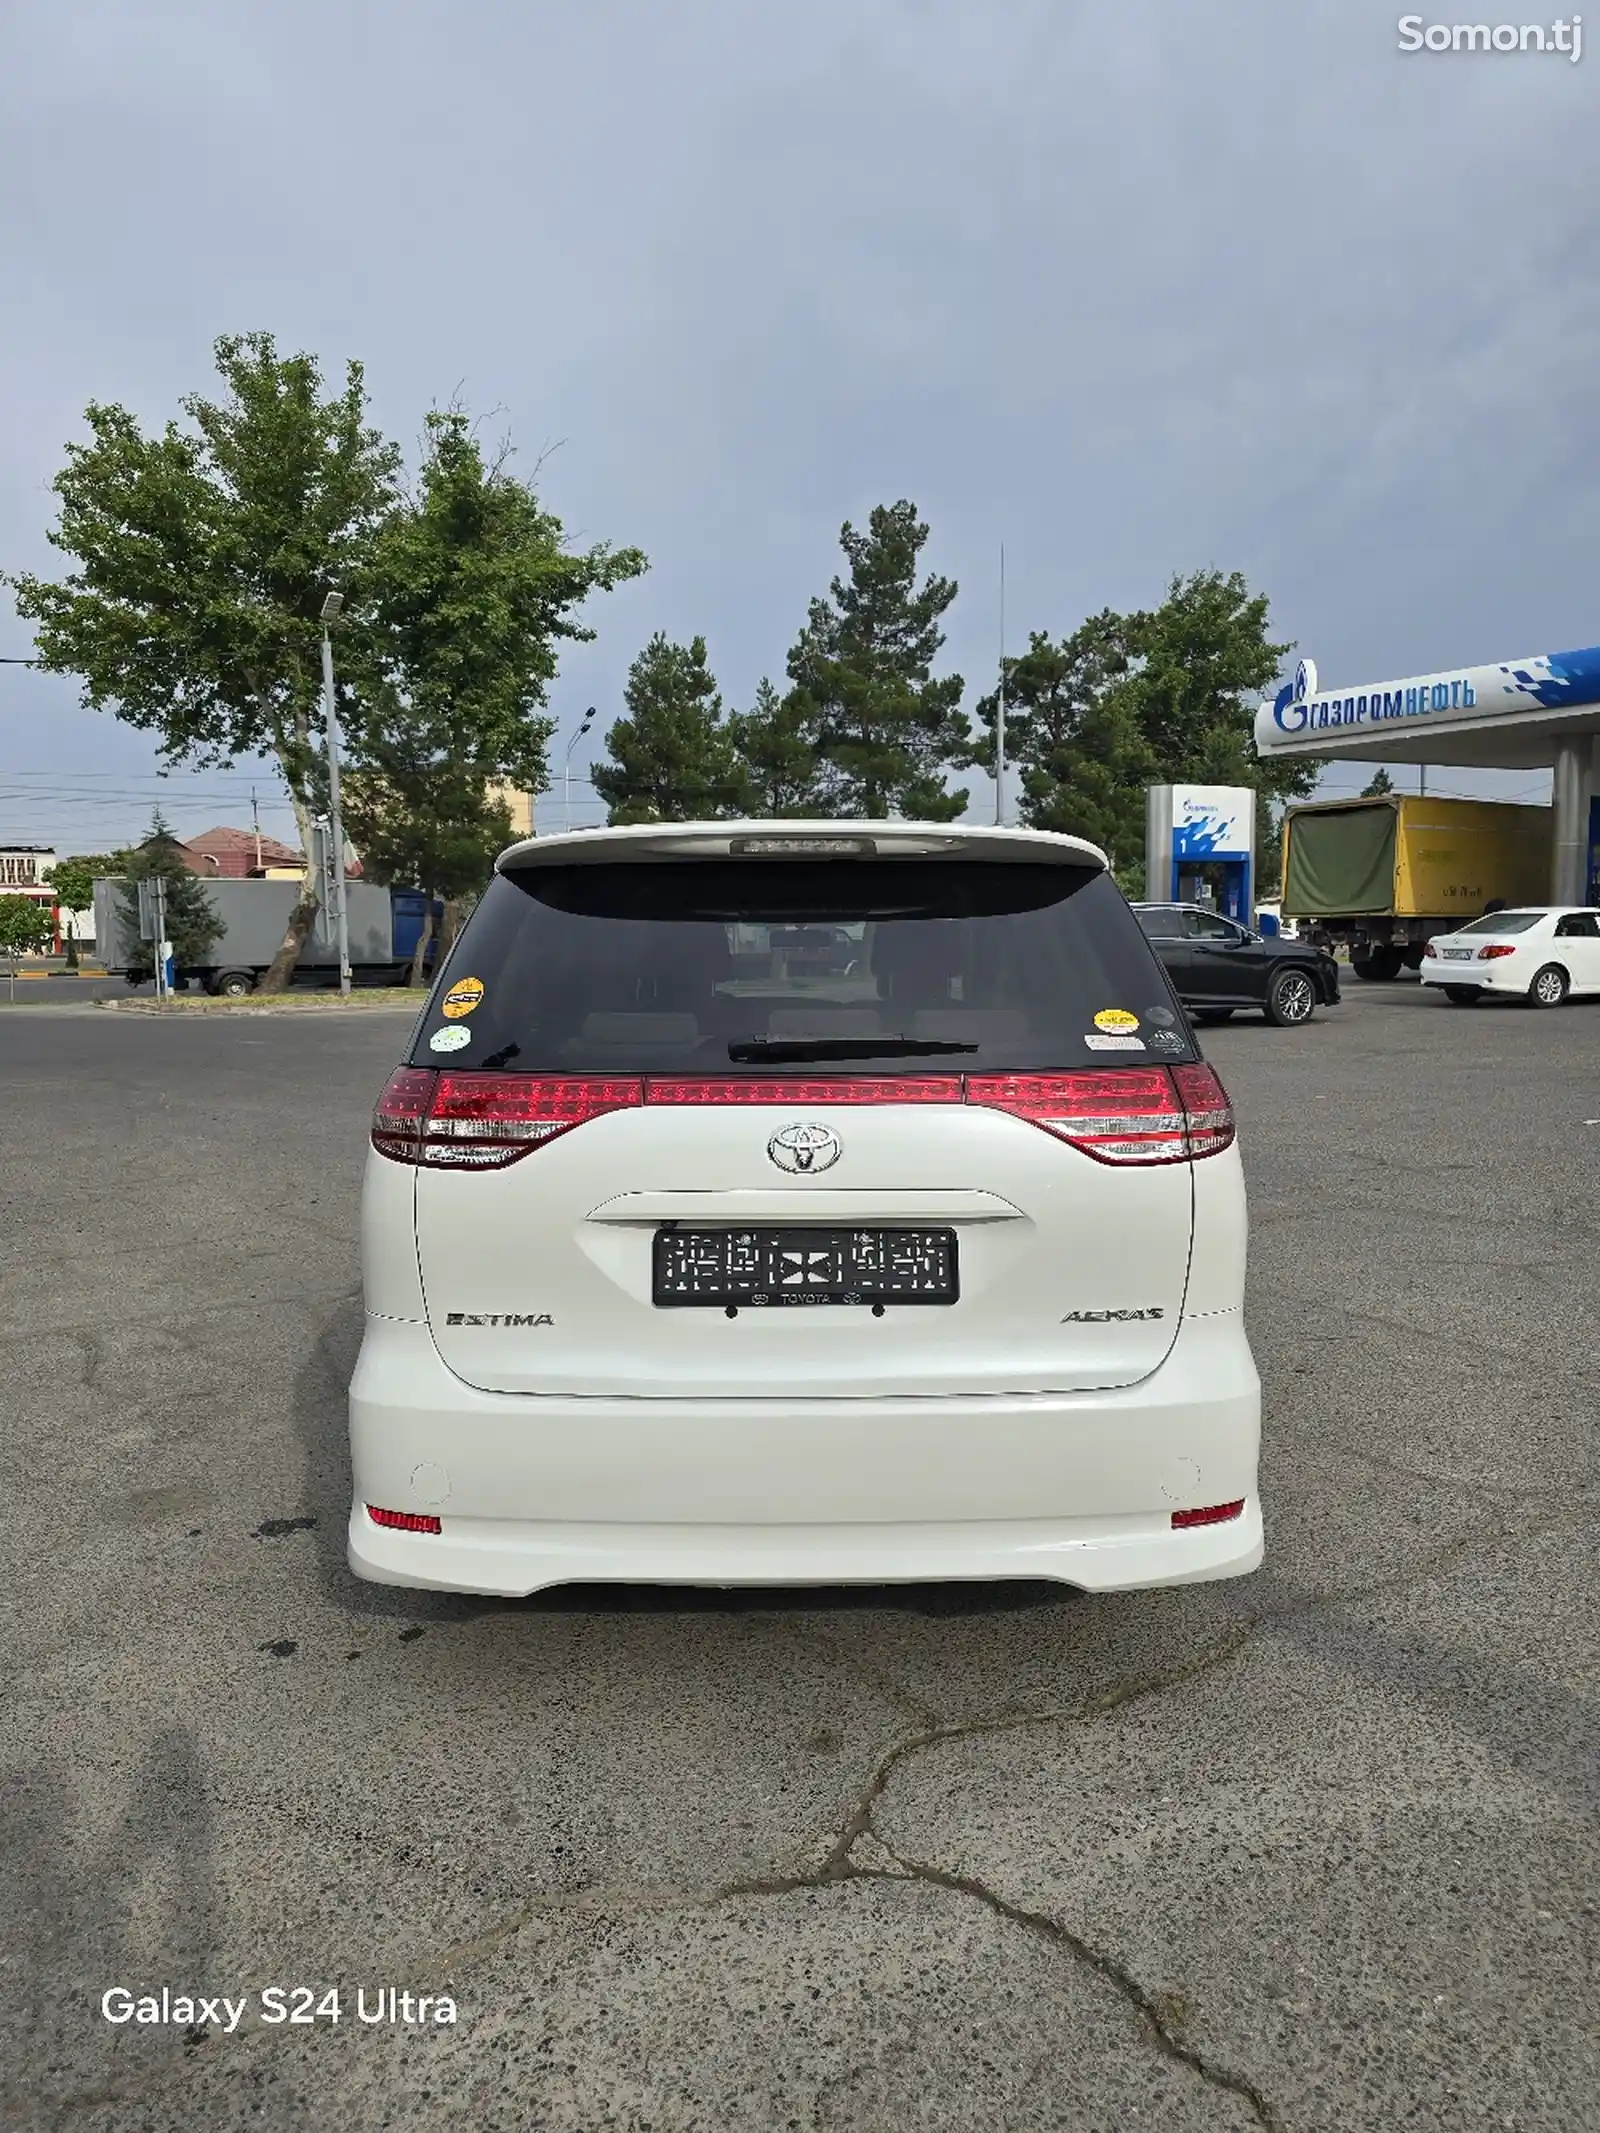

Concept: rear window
[[411, 859, 1197, 1075], [1452, 911, 1543, 935]]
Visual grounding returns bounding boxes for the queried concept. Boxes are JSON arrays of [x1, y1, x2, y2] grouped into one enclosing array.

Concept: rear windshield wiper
[[726, 1035, 979, 1063]]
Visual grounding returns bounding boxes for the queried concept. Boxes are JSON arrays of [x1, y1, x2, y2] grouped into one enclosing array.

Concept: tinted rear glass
[[411, 859, 1196, 1075], [1453, 911, 1542, 935]]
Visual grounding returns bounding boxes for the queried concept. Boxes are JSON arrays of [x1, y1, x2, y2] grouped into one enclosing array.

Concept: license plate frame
[[652, 1225, 959, 1308]]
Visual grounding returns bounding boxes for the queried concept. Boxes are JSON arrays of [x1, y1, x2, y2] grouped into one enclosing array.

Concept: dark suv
[[1132, 904, 1340, 1026]]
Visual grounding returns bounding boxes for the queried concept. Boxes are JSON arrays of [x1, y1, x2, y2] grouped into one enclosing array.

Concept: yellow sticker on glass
[[442, 976, 485, 1020], [1093, 1008, 1139, 1032]]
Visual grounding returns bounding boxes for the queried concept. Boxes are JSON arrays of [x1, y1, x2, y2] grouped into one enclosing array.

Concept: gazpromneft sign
[[1255, 645, 1600, 753]]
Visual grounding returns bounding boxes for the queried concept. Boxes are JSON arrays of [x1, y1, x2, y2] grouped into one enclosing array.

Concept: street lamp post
[[320, 591, 352, 996], [564, 706, 597, 832], [994, 545, 1007, 826]]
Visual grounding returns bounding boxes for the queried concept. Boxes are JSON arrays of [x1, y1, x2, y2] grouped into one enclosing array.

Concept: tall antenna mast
[[994, 545, 1007, 826]]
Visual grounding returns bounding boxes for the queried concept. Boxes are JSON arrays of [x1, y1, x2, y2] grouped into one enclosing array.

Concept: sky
[[2, 0, 1596, 855]]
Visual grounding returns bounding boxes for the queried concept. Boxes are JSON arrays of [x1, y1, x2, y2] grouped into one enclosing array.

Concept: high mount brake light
[[369, 1064, 1236, 1168], [966, 1063, 1235, 1165], [645, 1077, 965, 1105]]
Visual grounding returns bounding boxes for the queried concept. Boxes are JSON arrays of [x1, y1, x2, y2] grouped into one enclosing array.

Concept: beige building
[[489, 785, 535, 838]]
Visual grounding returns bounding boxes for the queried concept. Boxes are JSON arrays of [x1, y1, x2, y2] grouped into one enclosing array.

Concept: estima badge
[[767, 1121, 842, 1175], [445, 1312, 554, 1327]]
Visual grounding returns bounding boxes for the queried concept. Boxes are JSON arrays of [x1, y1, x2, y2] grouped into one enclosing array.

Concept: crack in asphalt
[[705, 1619, 1274, 2128], [38, 1498, 1599, 2128]]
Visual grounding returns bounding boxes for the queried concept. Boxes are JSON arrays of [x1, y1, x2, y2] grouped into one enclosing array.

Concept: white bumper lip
[[345, 1309, 1261, 1597], [348, 1498, 1265, 1595], [1420, 957, 1515, 985]]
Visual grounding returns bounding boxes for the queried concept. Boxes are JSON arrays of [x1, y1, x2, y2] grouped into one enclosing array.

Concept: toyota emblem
[[767, 1121, 841, 1174]]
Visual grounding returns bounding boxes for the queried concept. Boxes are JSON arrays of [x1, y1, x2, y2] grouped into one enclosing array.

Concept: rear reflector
[[367, 1505, 442, 1534], [1171, 1499, 1245, 1529], [370, 1063, 1236, 1168]]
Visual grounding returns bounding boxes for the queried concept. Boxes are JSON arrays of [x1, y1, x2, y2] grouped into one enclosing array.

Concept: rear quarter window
[[411, 859, 1198, 1075]]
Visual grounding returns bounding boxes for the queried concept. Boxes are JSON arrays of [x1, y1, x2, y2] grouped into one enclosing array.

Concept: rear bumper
[[346, 1310, 1262, 1597], [1419, 960, 1518, 990]]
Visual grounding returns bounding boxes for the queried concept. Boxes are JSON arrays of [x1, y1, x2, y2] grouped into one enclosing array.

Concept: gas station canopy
[[1253, 643, 1600, 901]]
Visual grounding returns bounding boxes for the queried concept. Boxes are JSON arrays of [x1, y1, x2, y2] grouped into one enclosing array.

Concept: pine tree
[[726, 679, 827, 816], [591, 634, 750, 823], [784, 501, 968, 819], [1361, 767, 1395, 796], [114, 813, 224, 980], [967, 613, 1148, 874]]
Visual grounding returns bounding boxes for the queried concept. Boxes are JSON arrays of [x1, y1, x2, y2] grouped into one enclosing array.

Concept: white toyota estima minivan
[[348, 821, 1262, 1597]]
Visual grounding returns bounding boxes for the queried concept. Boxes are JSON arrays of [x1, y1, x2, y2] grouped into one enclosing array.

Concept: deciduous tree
[[967, 612, 1148, 880], [8, 334, 403, 989], [0, 896, 54, 959]]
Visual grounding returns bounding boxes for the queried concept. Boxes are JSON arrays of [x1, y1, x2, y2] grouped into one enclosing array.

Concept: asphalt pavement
[[1, 986, 1596, 2132]]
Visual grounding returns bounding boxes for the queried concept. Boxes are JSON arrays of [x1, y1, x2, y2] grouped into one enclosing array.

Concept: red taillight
[[645, 1077, 965, 1105], [1171, 1499, 1245, 1529], [426, 1074, 643, 1167], [371, 1067, 436, 1161], [367, 1505, 442, 1534], [1170, 1061, 1236, 1159], [370, 1062, 1236, 1169], [1478, 943, 1516, 961], [370, 1070, 643, 1168], [967, 1064, 1235, 1165]]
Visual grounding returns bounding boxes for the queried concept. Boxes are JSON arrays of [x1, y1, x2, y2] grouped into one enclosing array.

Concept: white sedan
[[1419, 907, 1600, 1006]]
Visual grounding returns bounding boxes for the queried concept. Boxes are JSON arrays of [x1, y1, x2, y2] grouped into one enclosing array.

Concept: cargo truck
[[1280, 794, 1552, 979], [92, 877, 441, 994]]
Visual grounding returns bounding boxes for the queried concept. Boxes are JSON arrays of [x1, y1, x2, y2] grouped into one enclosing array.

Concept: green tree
[[1000, 570, 1313, 890], [592, 634, 750, 823], [345, 762, 513, 983], [353, 409, 645, 812], [43, 852, 121, 967], [1118, 569, 1304, 803], [8, 334, 403, 989], [112, 814, 224, 981], [1362, 766, 1395, 796], [7, 346, 644, 992], [967, 612, 1149, 880], [346, 407, 645, 972], [784, 501, 969, 818], [42, 854, 118, 915], [726, 678, 828, 816], [0, 896, 54, 959]]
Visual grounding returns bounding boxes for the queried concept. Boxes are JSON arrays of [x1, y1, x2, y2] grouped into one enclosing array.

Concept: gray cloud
[[3, 0, 1595, 844]]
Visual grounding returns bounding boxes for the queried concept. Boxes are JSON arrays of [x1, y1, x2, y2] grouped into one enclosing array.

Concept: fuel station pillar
[[1145, 785, 1257, 922]]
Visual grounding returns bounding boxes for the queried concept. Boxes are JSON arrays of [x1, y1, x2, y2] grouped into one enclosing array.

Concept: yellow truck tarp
[[1282, 796, 1551, 920]]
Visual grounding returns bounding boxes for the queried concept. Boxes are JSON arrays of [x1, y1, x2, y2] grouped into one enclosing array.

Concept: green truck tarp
[[1284, 803, 1398, 916]]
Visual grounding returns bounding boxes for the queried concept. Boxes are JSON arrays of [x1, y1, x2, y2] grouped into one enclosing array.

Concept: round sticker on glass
[[1143, 1004, 1176, 1028], [1093, 1008, 1139, 1033], [442, 976, 485, 1019], [429, 1024, 472, 1053]]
